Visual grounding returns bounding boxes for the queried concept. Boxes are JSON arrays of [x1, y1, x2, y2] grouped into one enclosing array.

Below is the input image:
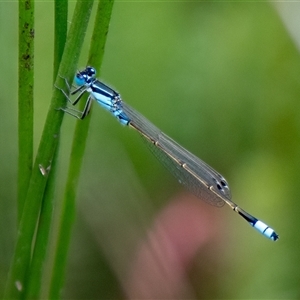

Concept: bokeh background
[[1, 1, 300, 299]]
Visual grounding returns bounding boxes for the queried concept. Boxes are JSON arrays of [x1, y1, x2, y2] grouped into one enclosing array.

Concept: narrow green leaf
[[53, 0, 68, 80], [18, 0, 34, 222], [23, 1, 68, 299], [48, 1, 115, 298], [4, 1, 95, 299]]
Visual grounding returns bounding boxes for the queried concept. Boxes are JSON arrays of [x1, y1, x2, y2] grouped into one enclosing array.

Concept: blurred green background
[[1, 1, 300, 299]]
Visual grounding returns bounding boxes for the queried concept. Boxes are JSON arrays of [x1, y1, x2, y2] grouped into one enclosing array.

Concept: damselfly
[[57, 66, 279, 241]]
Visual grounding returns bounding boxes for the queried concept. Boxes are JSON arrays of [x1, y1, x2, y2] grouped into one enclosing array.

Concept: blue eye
[[75, 74, 85, 86]]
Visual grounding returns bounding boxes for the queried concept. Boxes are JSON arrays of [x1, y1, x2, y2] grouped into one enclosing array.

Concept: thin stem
[[4, 1, 94, 299], [48, 1, 115, 298], [53, 0, 68, 81], [17, 0, 34, 222], [23, 1, 68, 299]]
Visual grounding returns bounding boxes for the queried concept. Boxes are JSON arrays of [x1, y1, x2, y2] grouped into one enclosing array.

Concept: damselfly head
[[75, 66, 96, 86]]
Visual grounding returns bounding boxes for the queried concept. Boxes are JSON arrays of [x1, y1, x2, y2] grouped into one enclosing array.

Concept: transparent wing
[[121, 102, 232, 207]]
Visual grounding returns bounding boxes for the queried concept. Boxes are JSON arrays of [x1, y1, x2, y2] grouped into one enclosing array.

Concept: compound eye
[[86, 66, 96, 77], [75, 73, 85, 86]]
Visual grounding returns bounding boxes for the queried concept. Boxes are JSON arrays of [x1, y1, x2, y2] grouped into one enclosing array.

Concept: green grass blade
[[89, 0, 115, 67], [23, 1, 68, 299], [17, 0, 34, 222], [48, 1, 115, 298], [53, 0, 68, 80], [23, 146, 59, 300], [3, 1, 95, 299]]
